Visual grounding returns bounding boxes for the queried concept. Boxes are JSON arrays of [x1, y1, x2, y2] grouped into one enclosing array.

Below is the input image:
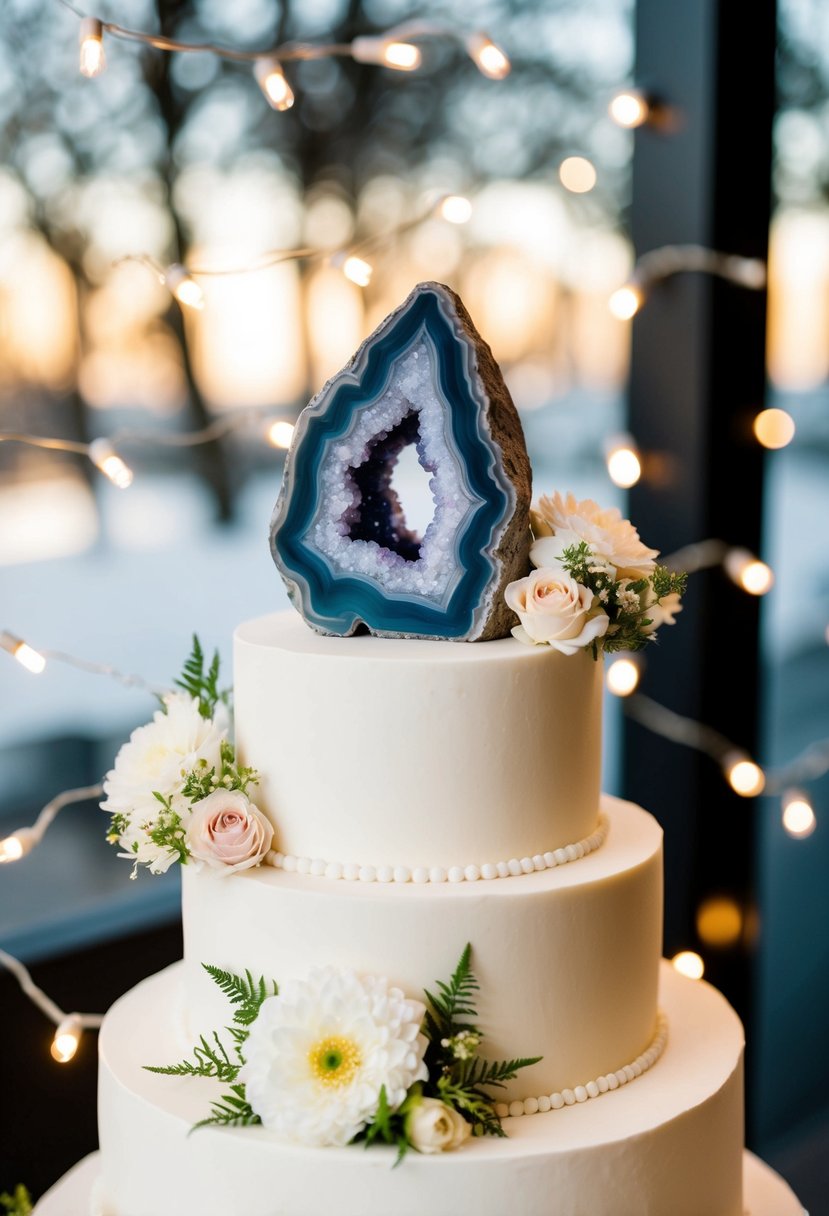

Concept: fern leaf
[[202, 964, 276, 1026]]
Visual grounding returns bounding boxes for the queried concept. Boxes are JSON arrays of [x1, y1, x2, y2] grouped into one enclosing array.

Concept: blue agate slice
[[270, 281, 531, 640]]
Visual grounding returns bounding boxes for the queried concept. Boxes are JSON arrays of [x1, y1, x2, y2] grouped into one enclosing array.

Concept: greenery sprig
[[146, 964, 277, 1131], [172, 634, 226, 719], [559, 541, 687, 657], [0, 1187, 32, 1216]]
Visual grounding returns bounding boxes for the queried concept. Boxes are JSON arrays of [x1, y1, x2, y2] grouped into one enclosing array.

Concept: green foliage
[[361, 1085, 411, 1164], [146, 794, 188, 864], [180, 741, 259, 804], [172, 634, 224, 719], [0, 1186, 32, 1216], [145, 965, 275, 1133], [558, 543, 687, 657], [192, 1084, 260, 1131], [202, 964, 277, 1027], [422, 945, 541, 1141]]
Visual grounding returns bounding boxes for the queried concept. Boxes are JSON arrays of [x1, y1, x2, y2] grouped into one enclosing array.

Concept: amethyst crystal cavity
[[270, 281, 531, 640]]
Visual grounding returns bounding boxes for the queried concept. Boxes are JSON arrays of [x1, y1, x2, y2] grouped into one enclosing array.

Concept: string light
[[608, 89, 651, 128], [723, 548, 774, 596], [559, 156, 597, 194], [439, 195, 473, 224], [672, 951, 704, 980], [0, 784, 105, 864], [351, 35, 422, 71], [0, 630, 47, 674], [782, 790, 816, 839], [88, 438, 134, 489], [267, 421, 295, 450], [329, 252, 373, 287], [253, 57, 295, 110], [606, 657, 641, 697], [0, 948, 103, 1062], [723, 751, 766, 798], [604, 433, 642, 488], [753, 407, 795, 450], [608, 245, 766, 318], [465, 32, 511, 79], [609, 284, 644, 320], [78, 15, 105, 76], [696, 896, 743, 948], [163, 263, 205, 311]]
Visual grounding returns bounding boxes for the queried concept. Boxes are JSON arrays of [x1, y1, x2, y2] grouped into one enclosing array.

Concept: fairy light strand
[[0, 783, 104, 864], [609, 244, 767, 319], [0, 948, 103, 1062]]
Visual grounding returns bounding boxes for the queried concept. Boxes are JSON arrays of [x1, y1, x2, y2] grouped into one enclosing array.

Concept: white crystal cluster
[[310, 341, 479, 603]]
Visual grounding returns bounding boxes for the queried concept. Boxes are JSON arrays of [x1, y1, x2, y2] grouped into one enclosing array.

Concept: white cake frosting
[[234, 612, 603, 869], [95, 962, 745, 1216]]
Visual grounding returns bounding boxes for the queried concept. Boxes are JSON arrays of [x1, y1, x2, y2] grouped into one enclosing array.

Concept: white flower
[[116, 820, 180, 877], [406, 1098, 471, 1154], [186, 789, 273, 875], [505, 568, 609, 655], [239, 968, 428, 1147], [101, 693, 226, 821], [531, 491, 658, 579]]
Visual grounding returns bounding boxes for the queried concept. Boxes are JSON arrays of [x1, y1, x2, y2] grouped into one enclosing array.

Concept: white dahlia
[[239, 968, 428, 1147], [101, 693, 226, 820], [531, 491, 659, 580]]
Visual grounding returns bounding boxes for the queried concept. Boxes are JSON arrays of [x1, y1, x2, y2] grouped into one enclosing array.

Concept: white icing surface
[[183, 795, 661, 1103], [95, 962, 752, 1216], [234, 611, 603, 868], [32, 1151, 808, 1216]]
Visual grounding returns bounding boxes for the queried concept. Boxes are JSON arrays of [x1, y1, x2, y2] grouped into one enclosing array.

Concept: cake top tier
[[270, 281, 532, 642]]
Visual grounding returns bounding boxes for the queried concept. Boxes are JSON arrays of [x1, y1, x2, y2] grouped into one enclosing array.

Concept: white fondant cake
[[35, 609, 803, 1214]]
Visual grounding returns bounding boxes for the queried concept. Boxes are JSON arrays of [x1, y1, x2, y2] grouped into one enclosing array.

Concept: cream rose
[[406, 1098, 471, 1154], [505, 568, 609, 654], [186, 789, 273, 875], [531, 491, 658, 579]]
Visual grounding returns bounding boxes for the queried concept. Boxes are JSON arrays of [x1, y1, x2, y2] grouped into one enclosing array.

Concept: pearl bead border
[[493, 1011, 669, 1120], [263, 814, 609, 886]]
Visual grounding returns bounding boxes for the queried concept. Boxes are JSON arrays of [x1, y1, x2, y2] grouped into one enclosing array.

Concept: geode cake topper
[[270, 281, 531, 640]]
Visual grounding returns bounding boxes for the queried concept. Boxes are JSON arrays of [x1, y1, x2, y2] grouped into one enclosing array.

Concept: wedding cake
[[34, 284, 803, 1216]]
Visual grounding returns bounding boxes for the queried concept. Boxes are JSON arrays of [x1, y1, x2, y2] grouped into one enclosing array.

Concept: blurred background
[[0, 0, 827, 1206]]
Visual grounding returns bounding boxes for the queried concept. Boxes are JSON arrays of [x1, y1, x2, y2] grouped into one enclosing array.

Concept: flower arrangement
[[101, 638, 271, 877], [505, 491, 686, 656], [147, 945, 540, 1159]]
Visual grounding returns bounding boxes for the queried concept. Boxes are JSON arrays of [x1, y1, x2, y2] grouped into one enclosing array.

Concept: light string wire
[[609, 244, 767, 320], [0, 948, 104, 1062]]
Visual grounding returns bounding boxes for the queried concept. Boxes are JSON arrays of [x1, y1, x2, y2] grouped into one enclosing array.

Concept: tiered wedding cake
[[35, 284, 803, 1216]]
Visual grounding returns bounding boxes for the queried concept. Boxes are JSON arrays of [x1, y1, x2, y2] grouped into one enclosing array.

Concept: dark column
[[624, 0, 776, 1061]]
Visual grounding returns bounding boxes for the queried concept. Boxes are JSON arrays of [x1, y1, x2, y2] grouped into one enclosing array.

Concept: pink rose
[[186, 789, 273, 875]]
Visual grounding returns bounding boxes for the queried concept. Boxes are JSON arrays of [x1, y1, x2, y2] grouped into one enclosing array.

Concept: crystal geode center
[[270, 282, 531, 640]]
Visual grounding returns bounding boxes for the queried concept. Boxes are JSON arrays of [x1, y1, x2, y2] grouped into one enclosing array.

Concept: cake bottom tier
[[95, 960, 749, 1216]]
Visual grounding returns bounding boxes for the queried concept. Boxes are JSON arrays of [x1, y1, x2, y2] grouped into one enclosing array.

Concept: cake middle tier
[[234, 611, 603, 868], [183, 795, 662, 1103]]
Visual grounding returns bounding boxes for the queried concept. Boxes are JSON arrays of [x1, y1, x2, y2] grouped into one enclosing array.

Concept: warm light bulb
[[724, 752, 766, 798], [0, 828, 36, 863], [723, 548, 774, 596], [341, 256, 373, 287], [696, 896, 743, 948], [382, 42, 421, 70], [559, 156, 597, 194], [672, 951, 704, 980], [609, 89, 650, 128], [782, 791, 816, 839], [606, 657, 640, 697], [88, 439, 134, 490], [609, 284, 643, 320], [439, 195, 473, 224], [254, 57, 295, 110], [164, 264, 205, 311], [466, 33, 511, 80], [605, 434, 642, 488], [51, 1015, 82, 1064], [268, 421, 295, 450], [79, 17, 106, 78], [1, 631, 46, 674], [753, 408, 795, 450]]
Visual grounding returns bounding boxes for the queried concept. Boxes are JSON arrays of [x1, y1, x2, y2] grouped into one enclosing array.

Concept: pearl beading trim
[[493, 1011, 669, 1120], [263, 814, 609, 886]]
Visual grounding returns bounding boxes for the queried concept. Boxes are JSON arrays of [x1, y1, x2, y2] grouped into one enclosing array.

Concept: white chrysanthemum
[[116, 819, 180, 875], [101, 693, 225, 821], [239, 968, 428, 1147], [532, 491, 658, 579]]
